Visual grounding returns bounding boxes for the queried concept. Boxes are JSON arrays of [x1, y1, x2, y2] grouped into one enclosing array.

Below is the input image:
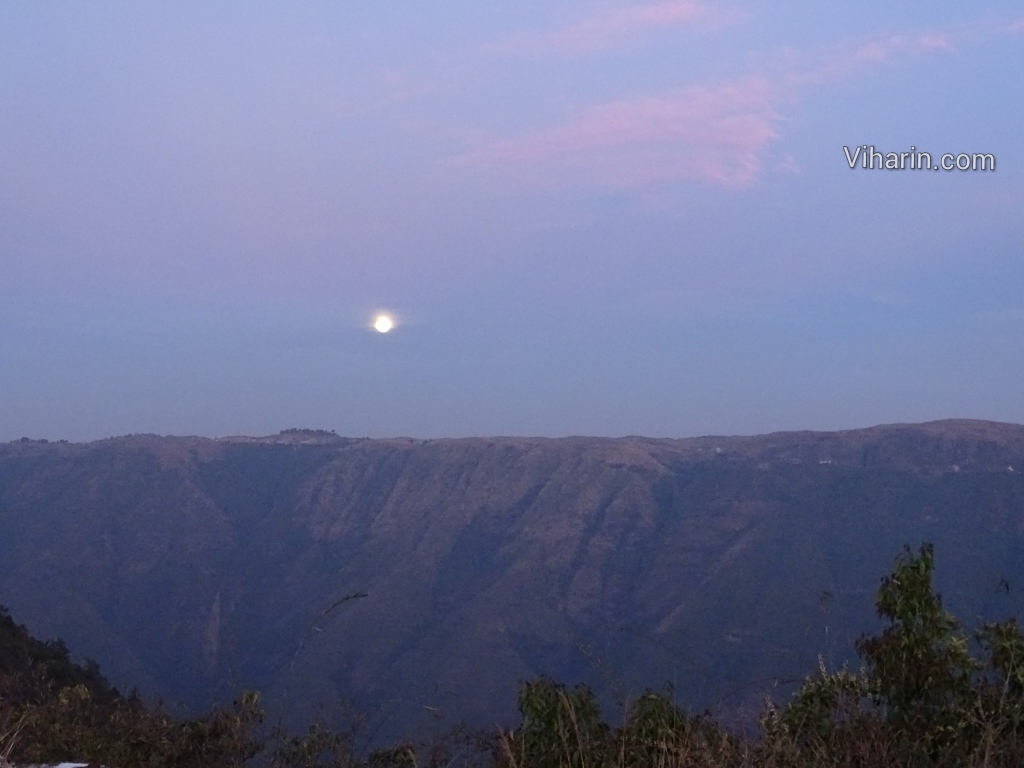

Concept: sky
[[1, 1, 1022, 442]]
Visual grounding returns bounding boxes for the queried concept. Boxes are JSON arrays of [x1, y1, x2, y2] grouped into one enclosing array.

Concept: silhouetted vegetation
[[492, 544, 1024, 767], [2, 543, 1024, 766]]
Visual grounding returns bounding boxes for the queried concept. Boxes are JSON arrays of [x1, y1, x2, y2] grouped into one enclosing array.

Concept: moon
[[373, 314, 394, 333]]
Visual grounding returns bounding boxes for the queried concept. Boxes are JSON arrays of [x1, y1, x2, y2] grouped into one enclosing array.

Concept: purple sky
[[2, 2, 1022, 441]]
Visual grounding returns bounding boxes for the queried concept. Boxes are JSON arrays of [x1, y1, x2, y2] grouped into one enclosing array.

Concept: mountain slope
[[1, 421, 1023, 742]]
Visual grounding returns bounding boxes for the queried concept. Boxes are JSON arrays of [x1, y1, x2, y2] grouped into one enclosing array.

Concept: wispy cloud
[[490, 1, 741, 56], [460, 15, 1021, 191], [791, 16, 1024, 87], [789, 30, 957, 86], [460, 76, 779, 188]]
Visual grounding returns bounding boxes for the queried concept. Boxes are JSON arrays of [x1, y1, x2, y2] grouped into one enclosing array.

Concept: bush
[[761, 543, 1024, 767]]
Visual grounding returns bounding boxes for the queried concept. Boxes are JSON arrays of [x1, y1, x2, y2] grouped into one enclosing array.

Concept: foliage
[[856, 543, 979, 754], [500, 678, 609, 768], [759, 543, 1024, 767], [497, 679, 741, 767], [495, 543, 1024, 767], [5, 542, 1024, 766]]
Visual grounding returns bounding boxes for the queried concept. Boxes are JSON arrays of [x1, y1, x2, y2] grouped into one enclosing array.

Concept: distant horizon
[[8, 415, 1024, 446]]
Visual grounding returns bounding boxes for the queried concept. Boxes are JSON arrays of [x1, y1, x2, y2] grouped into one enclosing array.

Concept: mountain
[[1, 420, 1023, 744]]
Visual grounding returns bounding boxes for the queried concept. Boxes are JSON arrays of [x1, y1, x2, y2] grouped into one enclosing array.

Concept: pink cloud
[[917, 33, 953, 51], [855, 32, 953, 61], [491, 1, 741, 56], [460, 76, 779, 188], [789, 18, 1024, 88], [785, 30, 957, 87], [461, 16, 1018, 192]]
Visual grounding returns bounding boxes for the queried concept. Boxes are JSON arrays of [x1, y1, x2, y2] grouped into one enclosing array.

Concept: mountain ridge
[[1, 419, 1022, 743]]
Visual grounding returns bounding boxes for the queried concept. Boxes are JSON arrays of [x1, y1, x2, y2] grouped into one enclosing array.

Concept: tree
[[855, 543, 979, 755]]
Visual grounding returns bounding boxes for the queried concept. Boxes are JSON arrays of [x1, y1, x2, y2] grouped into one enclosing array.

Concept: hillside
[[1, 420, 1023, 743]]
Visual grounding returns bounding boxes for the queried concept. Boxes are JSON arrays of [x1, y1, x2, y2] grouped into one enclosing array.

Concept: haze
[[2, 2, 1022, 441]]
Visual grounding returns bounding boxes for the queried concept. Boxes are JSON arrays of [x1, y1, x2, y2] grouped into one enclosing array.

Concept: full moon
[[373, 314, 394, 333]]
